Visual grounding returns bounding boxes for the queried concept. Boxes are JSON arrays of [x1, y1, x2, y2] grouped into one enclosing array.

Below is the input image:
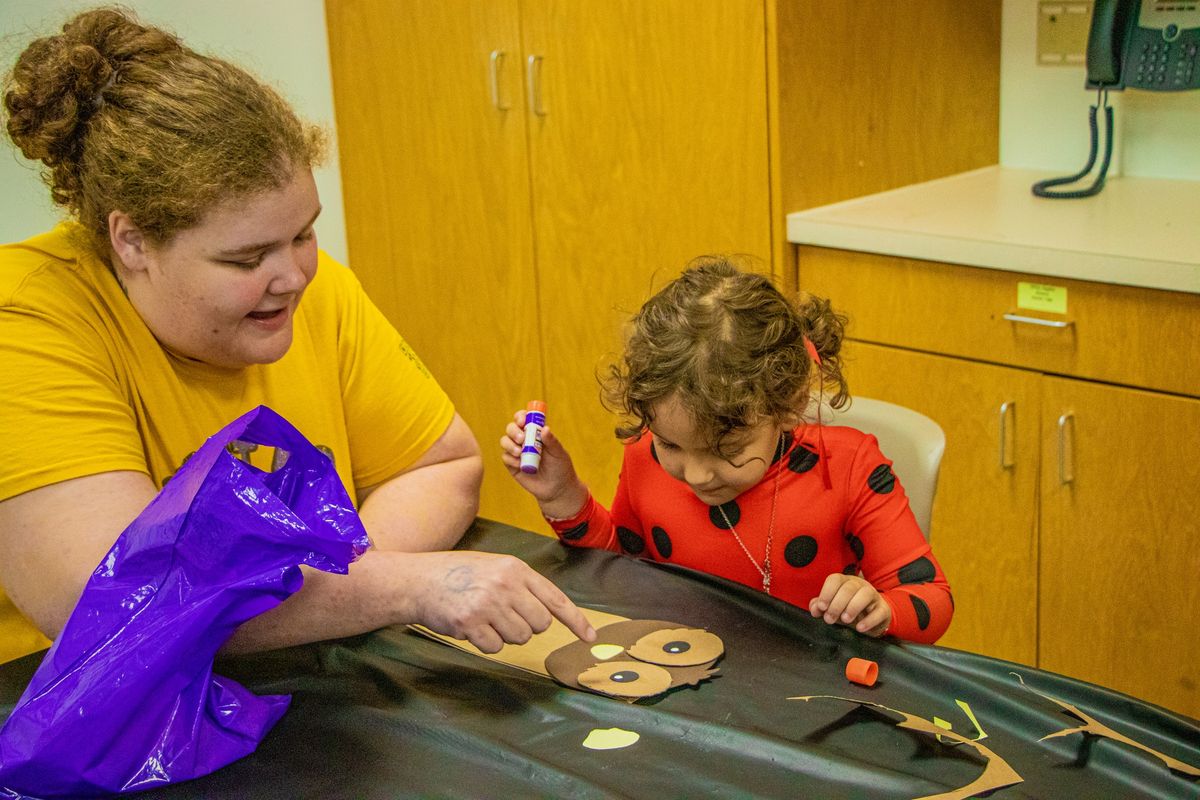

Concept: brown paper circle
[[626, 627, 724, 666], [577, 660, 673, 698]]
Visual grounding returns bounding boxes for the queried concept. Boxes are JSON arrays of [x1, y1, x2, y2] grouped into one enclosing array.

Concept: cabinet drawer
[[798, 246, 1200, 398]]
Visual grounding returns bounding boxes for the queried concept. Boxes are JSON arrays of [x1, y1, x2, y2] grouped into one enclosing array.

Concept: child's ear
[[108, 210, 151, 274], [780, 409, 803, 429]]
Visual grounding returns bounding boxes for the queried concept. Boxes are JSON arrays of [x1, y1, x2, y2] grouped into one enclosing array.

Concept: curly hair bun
[[4, 8, 181, 202]]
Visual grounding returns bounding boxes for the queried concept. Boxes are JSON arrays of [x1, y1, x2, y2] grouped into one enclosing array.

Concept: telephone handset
[[1033, 0, 1200, 198]]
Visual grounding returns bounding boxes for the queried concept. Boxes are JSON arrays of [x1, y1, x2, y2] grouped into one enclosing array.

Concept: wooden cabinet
[[836, 342, 1041, 667], [326, 1, 999, 531], [1039, 377, 1200, 719], [799, 246, 1200, 719]]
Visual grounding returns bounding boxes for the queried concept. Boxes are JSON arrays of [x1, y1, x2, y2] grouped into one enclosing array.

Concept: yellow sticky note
[[1017, 282, 1067, 314]]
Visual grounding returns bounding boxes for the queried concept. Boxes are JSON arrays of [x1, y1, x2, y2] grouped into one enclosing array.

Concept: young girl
[[500, 256, 953, 644]]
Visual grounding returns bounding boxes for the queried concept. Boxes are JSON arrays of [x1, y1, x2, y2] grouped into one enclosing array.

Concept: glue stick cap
[[527, 400, 547, 413], [845, 657, 878, 687]]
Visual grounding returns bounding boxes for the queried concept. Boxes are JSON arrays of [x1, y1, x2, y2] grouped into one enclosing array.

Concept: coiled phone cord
[[1031, 87, 1114, 199]]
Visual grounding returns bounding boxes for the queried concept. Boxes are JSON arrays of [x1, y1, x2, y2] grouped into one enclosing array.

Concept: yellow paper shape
[[590, 643, 626, 660], [582, 727, 640, 750]]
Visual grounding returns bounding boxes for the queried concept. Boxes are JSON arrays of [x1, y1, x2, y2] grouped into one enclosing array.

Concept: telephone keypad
[[1128, 27, 1199, 90]]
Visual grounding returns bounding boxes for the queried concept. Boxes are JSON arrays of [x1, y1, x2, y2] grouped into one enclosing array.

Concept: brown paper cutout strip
[[409, 606, 629, 677], [1011, 672, 1200, 777], [790, 695, 1024, 800], [545, 620, 723, 701]]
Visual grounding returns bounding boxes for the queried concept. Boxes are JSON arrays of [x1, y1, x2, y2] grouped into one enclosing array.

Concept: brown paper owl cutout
[[544, 619, 724, 701]]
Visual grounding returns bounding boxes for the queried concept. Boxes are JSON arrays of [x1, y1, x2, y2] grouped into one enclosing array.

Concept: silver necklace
[[717, 435, 785, 595]]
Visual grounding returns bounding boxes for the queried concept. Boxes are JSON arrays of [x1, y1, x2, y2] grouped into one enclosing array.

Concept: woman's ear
[[108, 210, 150, 273]]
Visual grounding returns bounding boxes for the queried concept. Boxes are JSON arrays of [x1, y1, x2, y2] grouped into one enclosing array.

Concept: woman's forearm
[[358, 452, 483, 551], [223, 547, 596, 655]]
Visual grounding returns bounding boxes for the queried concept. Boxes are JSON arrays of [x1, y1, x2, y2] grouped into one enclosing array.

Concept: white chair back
[[809, 396, 945, 541]]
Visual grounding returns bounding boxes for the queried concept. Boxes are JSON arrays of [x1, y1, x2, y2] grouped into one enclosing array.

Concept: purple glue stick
[[521, 401, 547, 474]]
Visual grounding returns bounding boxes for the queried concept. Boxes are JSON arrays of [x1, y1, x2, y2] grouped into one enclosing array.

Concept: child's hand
[[500, 409, 589, 519], [808, 573, 892, 637]]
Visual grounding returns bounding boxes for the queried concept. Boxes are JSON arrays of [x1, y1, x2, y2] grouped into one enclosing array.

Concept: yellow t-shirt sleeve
[[325, 257, 456, 490], [0, 268, 147, 503]]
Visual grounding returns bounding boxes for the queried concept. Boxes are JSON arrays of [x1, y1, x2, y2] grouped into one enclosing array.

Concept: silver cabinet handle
[[526, 54, 546, 116], [1003, 313, 1072, 329], [489, 50, 510, 110], [998, 401, 1015, 469], [1057, 412, 1075, 484]]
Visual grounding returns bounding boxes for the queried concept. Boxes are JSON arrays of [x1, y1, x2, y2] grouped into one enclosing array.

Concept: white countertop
[[786, 166, 1200, 294]]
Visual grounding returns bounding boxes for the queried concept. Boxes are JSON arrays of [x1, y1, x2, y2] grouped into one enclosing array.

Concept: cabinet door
[[1040, 377, 1200, 719], [521, 1, 773, 507], [841, 342, 1041, 665], [328, 1, 547, 529]]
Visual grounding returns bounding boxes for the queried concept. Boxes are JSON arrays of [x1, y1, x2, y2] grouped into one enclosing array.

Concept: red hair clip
[[803, 337, 821, 366]]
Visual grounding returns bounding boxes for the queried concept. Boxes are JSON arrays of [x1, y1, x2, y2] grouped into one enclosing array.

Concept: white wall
[[1001, 0, 1200, 179], [0, 0, 347, 262]]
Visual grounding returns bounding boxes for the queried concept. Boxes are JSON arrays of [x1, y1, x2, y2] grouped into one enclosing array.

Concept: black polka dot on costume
[[867, 464, 896, 494], [651, 526, 673, 559], [910, 595, 931, 630], [709, 501, 740, 529], [898, 556, 936, 584], [650, 441, 659, 464], [560, 522, 588, 541], [773, 431, 795, 464], [844, 533, 865, 561], [616, 526, 645, 555], [788, 444, 819, 474], [783, 536, 818, 567], [842, 563, 858, 575]]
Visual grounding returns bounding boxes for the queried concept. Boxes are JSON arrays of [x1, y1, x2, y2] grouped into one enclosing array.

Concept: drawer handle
[[1058, 412, 1075, 485], [1003, 313, 1072, 329]]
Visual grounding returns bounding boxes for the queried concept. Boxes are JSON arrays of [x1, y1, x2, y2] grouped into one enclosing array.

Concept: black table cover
[[2, 518, 1197, 799]]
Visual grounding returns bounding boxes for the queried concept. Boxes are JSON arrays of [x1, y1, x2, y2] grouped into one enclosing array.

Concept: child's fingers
[[838, 584, 879, 625], [539, 425, 567, 457], [504, 420, 526, 444], [855, 602, 891, 636]]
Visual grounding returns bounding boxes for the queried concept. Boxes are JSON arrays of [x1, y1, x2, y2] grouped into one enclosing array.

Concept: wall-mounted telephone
[[1033, 0, 1200, 198]]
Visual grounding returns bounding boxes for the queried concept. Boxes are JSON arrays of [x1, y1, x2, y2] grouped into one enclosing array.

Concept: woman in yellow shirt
[[0, 6, 593, 663]]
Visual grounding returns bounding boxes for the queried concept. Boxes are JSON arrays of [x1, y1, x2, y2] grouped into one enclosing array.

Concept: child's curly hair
[[602, 255, 849, 457]]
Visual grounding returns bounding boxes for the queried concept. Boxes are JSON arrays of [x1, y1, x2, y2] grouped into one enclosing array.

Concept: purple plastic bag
[[0, 406, 370, 798]]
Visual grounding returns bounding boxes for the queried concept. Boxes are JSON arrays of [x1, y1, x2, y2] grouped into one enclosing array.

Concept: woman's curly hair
[[3, 6, 326, 255], [602, 255, 849, 456]]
